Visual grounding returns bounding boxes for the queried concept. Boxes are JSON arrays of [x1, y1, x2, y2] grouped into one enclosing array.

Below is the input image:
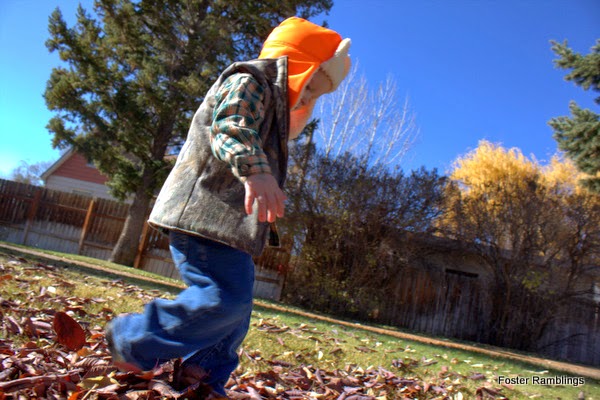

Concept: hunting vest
[[148, 57, 289, 256]]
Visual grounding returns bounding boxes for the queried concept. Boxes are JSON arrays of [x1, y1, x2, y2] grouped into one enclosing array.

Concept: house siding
[[52, 153, 108, 184], [45, 175, 116, 201]]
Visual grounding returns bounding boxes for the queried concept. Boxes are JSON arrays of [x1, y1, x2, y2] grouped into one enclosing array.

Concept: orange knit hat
[[259, 17, 351, 109]]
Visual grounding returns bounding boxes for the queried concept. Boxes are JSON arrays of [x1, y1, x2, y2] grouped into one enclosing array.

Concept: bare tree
[[313, 64, 418, 170], [9, 160, 55, 186], [280, 66, 445, 324]]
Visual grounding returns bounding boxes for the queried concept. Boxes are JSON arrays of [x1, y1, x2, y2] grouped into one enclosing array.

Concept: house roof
[[41, 148, 178, 185], [41, 148, 75, 182]]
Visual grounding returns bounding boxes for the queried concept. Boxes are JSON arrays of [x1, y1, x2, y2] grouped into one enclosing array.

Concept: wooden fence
[[0, 179, 289, 300], [299, 259, 600, 366], [376, 268, 487, 341], [374, 266, 600, 366]]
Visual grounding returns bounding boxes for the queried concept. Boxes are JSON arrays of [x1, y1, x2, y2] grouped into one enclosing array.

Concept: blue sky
[[0, 0, 598, 178]]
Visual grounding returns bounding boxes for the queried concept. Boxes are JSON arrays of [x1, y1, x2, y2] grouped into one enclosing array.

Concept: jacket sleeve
[[210, 73, 272, 180]]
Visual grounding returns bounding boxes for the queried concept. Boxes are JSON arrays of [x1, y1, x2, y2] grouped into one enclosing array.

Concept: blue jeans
[[108, 231, 255, 394]]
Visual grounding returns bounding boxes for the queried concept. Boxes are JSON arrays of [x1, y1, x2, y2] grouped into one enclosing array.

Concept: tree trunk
[[109, 114, 174, 267], [110, 186, 152, 266]]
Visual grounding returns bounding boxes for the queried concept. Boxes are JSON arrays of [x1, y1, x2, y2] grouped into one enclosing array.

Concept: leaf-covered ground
[[0, 253, 596, 399]]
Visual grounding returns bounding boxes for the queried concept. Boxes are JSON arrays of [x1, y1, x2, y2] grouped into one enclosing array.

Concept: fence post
[[133, 222, 150, 269], [78, 198, 96, 255], [22, 189, 42, 246]]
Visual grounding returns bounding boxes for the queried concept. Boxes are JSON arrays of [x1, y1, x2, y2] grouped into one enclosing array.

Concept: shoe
[[105, 320, 143, 373]]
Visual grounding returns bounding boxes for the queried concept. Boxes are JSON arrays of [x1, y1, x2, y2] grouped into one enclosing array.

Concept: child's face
[[294, 69, 332, 109]]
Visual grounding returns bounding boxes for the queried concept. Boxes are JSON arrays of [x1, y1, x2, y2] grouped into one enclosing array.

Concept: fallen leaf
[[421, 357, 438, 366], [476, 386, 504, 399], [79, 374, 120, 390], [148, 380, 181, 397], [68, 391, 82, 400], [77, 347, 93, 357], [5, 316, 22, 335], [355, 346, 376, 353], [53, 311, 87, 351], [469, 373, 487, 380]]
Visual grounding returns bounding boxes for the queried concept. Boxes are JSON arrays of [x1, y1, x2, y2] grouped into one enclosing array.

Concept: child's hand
[[244, 173, 287, 223]]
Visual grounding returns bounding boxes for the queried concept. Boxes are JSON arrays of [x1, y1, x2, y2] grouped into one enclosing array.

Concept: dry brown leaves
[[0, 256, 510, 400], [0, 257, 221, 399]]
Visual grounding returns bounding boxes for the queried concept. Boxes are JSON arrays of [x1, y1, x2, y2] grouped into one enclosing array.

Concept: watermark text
[[497, 375, 585, 387]]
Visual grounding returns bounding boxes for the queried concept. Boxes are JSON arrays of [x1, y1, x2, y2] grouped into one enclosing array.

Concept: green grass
[[244, 308, 597, 399], [1, 247, 598, 399], [0, 240, 184, 291]]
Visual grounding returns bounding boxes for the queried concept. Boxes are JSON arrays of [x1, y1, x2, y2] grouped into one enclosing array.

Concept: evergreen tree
[[44, 0, 332, 266], [549, 39, 600, 194]]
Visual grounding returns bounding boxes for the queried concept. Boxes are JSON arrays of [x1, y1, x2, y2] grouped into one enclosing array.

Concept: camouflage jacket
[[148, 57, 289, 256]]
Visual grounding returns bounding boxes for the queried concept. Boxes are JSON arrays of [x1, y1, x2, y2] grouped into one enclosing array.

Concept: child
[[106, 17, 351, 396]]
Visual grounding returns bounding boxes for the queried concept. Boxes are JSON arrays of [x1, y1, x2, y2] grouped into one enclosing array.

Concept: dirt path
[[1, 242, 598, 381]]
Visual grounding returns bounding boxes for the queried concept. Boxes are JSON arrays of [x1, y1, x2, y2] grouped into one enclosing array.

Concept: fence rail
[[0, 179, 287, 300]]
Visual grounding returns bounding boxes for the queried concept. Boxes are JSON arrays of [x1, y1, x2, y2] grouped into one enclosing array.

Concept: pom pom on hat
[[259, 17, 351, 109]]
